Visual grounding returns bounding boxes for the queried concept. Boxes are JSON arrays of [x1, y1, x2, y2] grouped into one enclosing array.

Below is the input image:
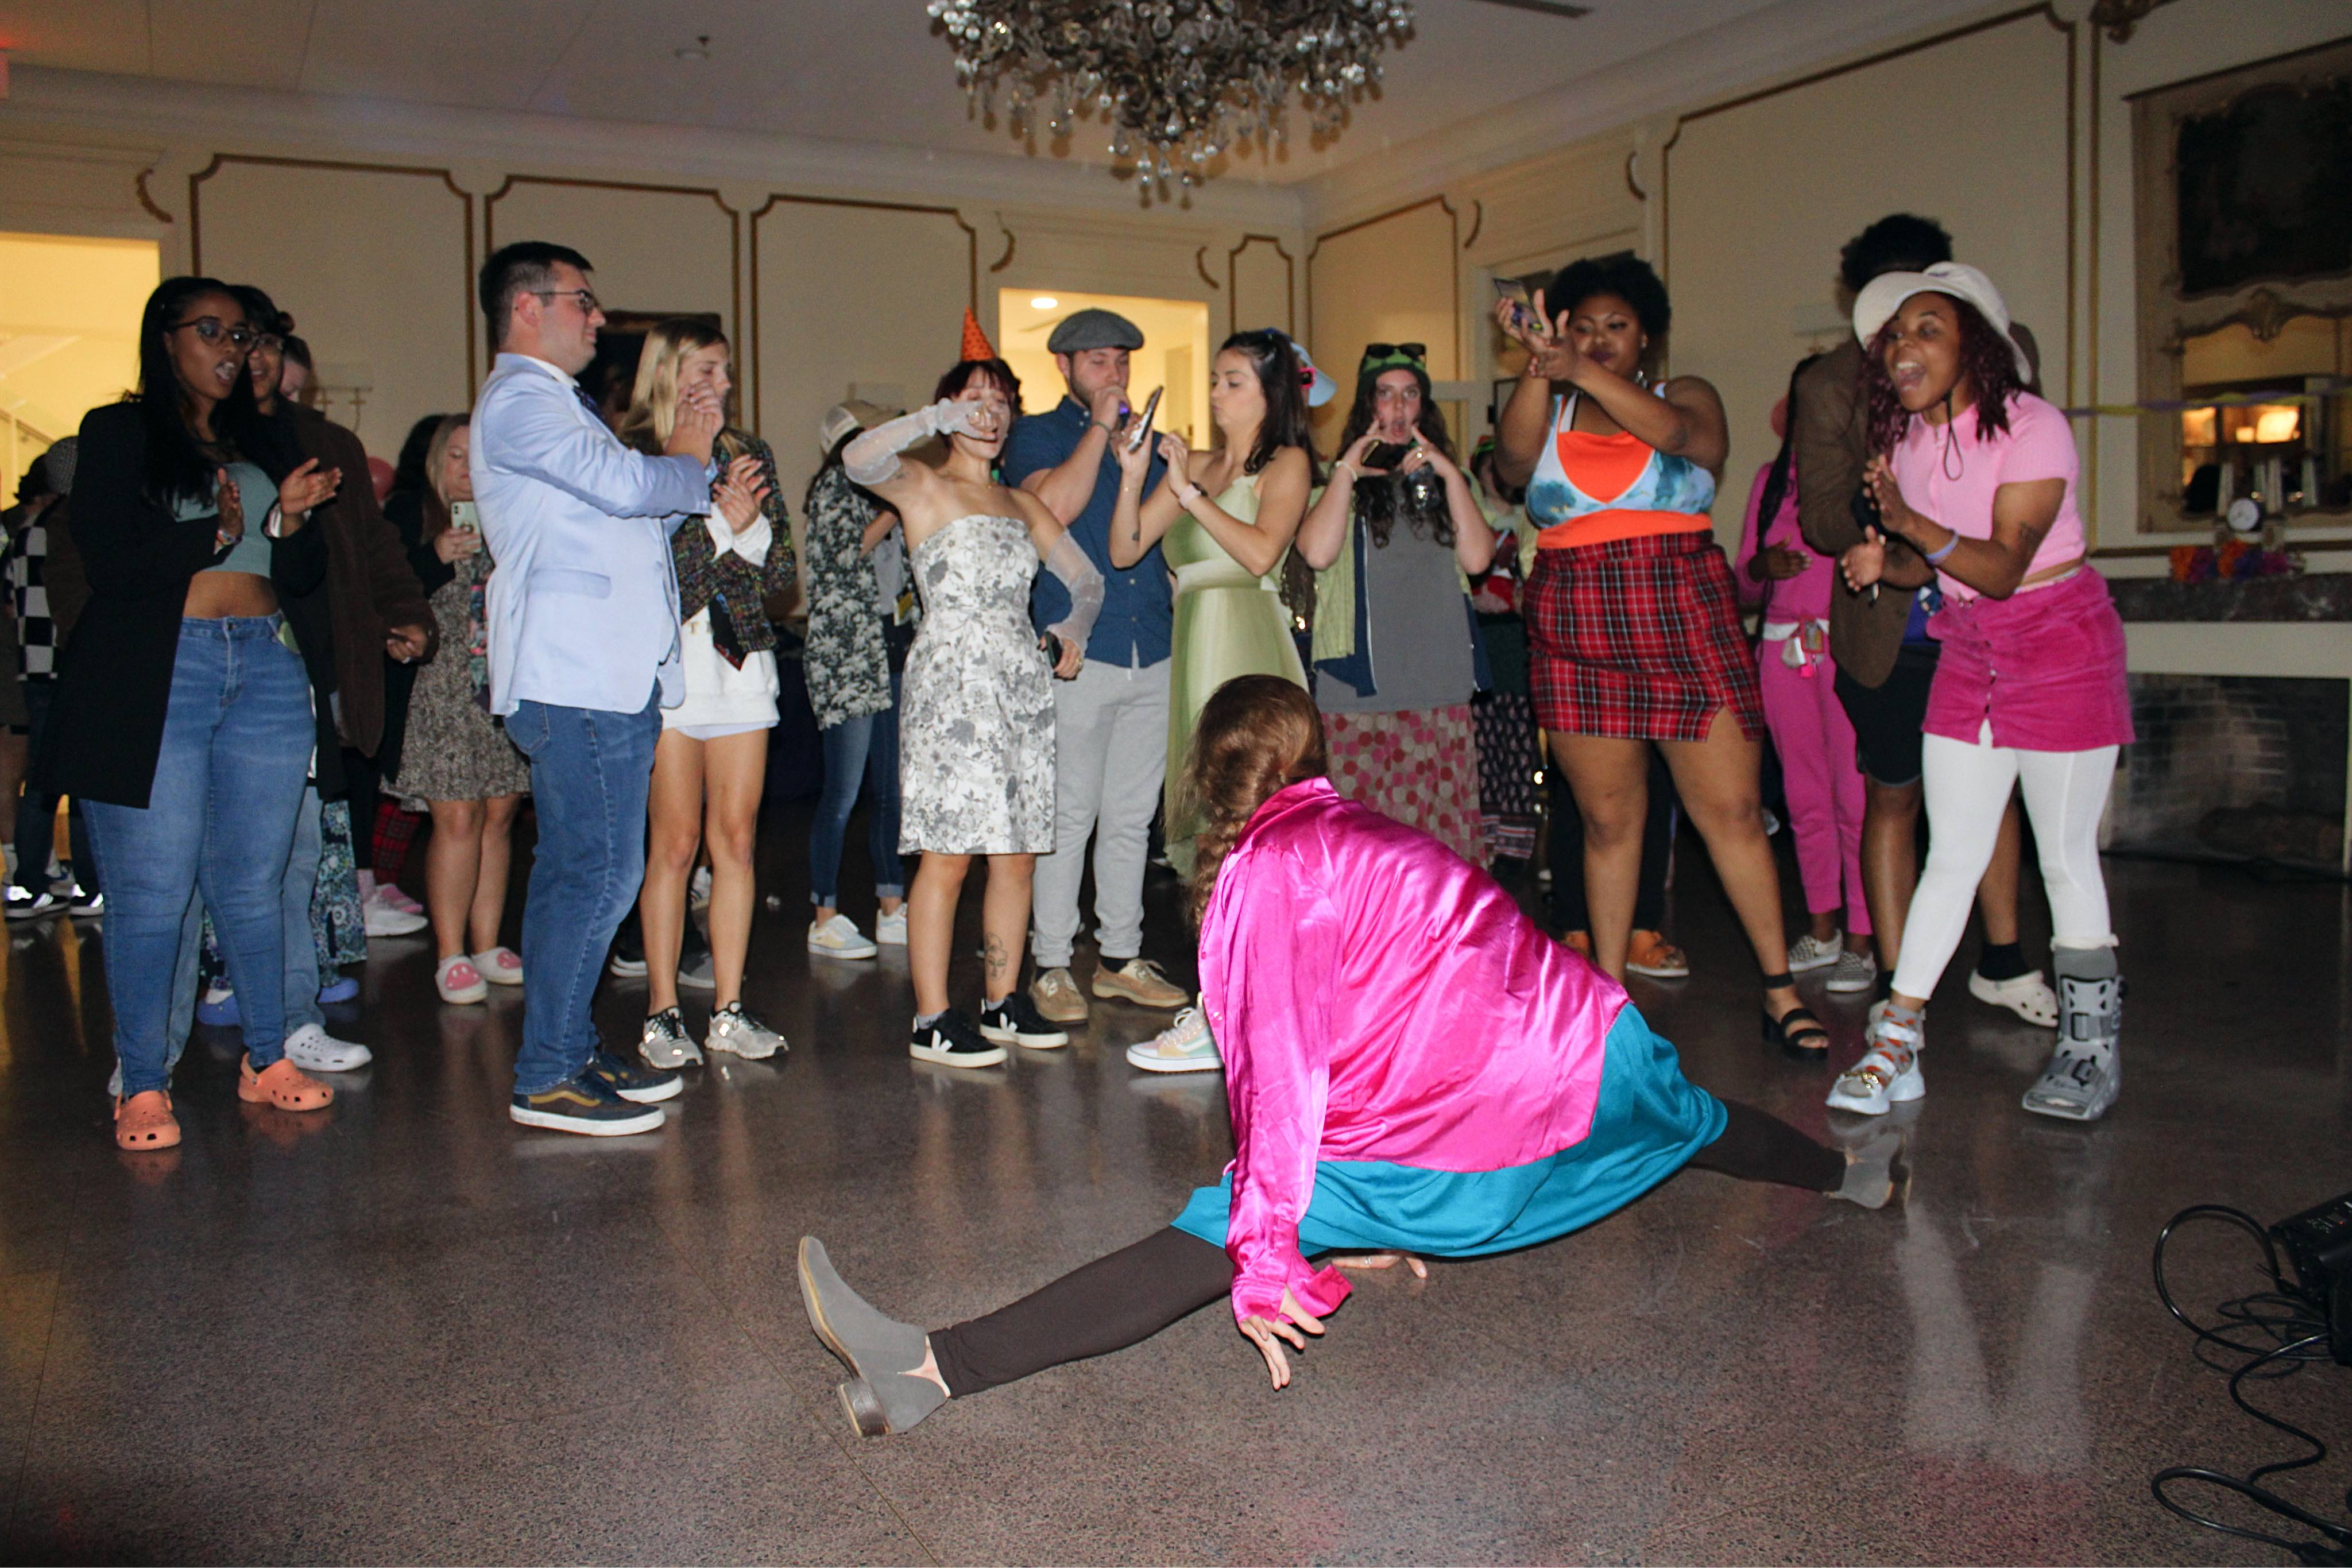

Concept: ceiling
[[0, 0, 1798, 185]]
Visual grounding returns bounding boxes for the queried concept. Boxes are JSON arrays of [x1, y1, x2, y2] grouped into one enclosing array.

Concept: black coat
[[37, 400, 331, 809]]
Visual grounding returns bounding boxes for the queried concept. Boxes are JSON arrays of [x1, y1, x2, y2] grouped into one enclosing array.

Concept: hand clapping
[[666, 384, 724, 462], [713, 454, 770, 529]]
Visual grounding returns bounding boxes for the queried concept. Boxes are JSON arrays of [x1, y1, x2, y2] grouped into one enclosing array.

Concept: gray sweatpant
[[1030, 656, 1171, 970]]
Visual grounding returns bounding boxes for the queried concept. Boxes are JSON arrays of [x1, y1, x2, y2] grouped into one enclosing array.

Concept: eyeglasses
[[168, 318, 256, 349], [531, 288, 602, 315], [252, 333, 285, 354]]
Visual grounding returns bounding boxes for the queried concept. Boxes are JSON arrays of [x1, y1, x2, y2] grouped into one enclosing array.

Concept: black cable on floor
[[2149, 1205, 2352, 1565]]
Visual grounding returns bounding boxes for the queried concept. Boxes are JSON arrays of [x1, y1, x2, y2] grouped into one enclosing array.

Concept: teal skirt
[[1173, 1006, 1726, 1258]]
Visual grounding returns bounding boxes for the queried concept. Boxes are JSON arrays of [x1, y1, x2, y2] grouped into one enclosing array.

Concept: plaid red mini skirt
[[1526, 530, 1766, 742]]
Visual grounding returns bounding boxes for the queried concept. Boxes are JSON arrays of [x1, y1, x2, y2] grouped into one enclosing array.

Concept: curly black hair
[[1838, 214, 1953, 296], [1545, 253, 1670, 340]]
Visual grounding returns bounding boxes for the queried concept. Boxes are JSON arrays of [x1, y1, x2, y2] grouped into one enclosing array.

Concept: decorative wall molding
[[1306, 195, 1461, 374], [1227, 234, 1295, 337], [746, 194, 981, 429], [187, 152, 477, 394], [134, 167, 173, 224]]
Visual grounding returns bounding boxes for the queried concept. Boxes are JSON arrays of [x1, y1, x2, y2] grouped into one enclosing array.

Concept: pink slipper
[[436, 954, 489, 1004], [471, 947, 524, 986]]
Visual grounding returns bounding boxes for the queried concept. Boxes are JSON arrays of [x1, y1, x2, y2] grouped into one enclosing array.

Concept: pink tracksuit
[[1734, 464, 1870, 935]]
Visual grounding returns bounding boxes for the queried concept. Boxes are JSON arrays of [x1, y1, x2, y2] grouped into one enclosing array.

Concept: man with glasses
[[471, 241, 721, 1136]]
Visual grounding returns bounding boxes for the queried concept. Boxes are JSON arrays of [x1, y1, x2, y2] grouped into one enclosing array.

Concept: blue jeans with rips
[[83, 617, 315, 1097], [505, 690, 662, 1094]]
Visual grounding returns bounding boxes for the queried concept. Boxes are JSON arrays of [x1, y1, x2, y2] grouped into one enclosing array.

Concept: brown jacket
[[287, 404, 435, 757], [1793, 323, 2040, 690]]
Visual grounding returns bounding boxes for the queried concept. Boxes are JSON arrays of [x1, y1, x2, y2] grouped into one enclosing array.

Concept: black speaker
[[2270, 1188, 2352, 1366]]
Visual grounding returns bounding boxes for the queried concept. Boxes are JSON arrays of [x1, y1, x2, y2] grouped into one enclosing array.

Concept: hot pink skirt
[[1925, 568, 2133, 752]]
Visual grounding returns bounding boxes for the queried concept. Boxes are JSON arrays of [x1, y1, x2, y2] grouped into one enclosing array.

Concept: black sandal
[[1760, 971, 1830, 1060]]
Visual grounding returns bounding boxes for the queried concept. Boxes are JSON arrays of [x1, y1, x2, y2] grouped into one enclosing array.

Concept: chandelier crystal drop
[[926, 0, 1416, 202]]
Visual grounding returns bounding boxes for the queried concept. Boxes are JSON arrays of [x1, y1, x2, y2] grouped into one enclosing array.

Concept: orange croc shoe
[[239, 1055, 334, 1112], [1561, 930, 1593, 956], [114, 1090, 182, 1150]]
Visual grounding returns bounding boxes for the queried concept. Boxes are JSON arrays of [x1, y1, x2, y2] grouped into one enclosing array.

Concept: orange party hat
[[960, 308, 997, 362]]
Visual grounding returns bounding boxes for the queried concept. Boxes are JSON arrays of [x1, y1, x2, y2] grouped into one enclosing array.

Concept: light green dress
[[1162, 469, 1310, 873]]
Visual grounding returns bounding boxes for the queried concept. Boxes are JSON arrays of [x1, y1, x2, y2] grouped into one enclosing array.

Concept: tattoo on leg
[[985, 932, 1008, 981]]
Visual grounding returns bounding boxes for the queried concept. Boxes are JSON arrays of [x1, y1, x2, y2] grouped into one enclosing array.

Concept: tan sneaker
[[1029, 967, 1089, 1025], [1092, 957, 1189, 1009]]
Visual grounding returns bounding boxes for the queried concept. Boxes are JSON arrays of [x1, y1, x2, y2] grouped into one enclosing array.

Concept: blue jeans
[[163, 785, 325, 1071], [83, 617, 315, 1097], [506, 692, 661, 1094], [809, 672, 904, 908]]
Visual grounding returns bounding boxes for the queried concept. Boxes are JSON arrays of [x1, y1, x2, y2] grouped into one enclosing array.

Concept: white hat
[[1273, 331, 1336, 408], [1852, 262, 2032, 384], [818, 399, 897, 455]]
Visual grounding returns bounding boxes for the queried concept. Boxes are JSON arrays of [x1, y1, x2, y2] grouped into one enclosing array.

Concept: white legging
[[1890, 731, 2119, 1004]]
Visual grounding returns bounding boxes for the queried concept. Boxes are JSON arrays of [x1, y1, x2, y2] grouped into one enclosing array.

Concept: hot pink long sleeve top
[[1194, 778, 1630, 1323]]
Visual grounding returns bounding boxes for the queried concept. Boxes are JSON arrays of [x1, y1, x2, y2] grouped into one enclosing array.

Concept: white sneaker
[[362, 888, 427, 936], [875, 907, 908, 946], [1827, 1002, 1924, 1116], [377, 883, 425, 917], [1824, 949, 1878, 994], [283, 1022, 372, 1073], [706, 1002, 786, 1060], [1787, 933, 1841, 973], [690, 866, 713, 911], [1126, 1007, 1221, 1074], [807, 913, 879, 960]]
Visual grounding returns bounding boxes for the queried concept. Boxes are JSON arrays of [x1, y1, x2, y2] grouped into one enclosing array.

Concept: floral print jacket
[[802, 463, 899, 730], [670, 429, 796, 666]]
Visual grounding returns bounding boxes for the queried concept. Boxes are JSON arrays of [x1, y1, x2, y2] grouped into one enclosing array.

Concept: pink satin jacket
[[1195, 777, 1630, 1322]]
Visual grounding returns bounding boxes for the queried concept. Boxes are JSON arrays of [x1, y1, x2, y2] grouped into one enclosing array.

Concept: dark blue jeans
[[13, 680, 97, 893], [808, 672, 904, 908], [505, 691, 661, 1094], [83, 617, 315, 1096]]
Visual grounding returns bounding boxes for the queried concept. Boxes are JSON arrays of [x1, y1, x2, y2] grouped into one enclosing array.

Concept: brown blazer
[[286, 404, 435, 757], [1793, 323, 2040, 690]]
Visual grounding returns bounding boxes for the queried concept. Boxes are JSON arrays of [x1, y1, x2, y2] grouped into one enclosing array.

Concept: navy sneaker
[[585, 1048, 683, 1104], [509, 1074, 665, 1136], [978, 990, 1069, 1049]]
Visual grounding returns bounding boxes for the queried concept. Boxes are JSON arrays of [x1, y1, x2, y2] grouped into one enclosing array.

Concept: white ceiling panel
[[0, 0, 1893, 183], [147, 0, 316, 90], [0, 0, 152, 77], [297, 0, 593, 111]]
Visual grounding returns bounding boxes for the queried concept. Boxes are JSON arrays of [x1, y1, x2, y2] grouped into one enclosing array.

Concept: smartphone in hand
[[1125, 386, 1163, 452], [450, 500, 481, 534], [1495, 277, 1548, 340]]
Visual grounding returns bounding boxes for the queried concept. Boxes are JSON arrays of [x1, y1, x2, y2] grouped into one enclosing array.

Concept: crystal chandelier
[[926, 1, 1417, 201]]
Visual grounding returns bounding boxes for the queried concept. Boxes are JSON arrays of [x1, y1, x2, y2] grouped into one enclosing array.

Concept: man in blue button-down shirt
[[1005, 309, 1191, 1027], [470, 241, 719, 1136]]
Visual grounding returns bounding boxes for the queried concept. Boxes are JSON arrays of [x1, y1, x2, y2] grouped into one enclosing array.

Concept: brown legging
[[929, 1099, 1842, 1396]]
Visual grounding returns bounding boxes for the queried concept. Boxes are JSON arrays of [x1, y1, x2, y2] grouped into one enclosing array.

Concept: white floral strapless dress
[[898, 514, 1055, 854]]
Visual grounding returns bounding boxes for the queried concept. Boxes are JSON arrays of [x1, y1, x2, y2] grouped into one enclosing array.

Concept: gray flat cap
[[1046, 308, 1144, 354]]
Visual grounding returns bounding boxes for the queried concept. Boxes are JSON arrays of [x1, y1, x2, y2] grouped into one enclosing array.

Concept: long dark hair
[[1755, 354, 1820, 534], [1863, 293, 2024, 458], [1217, 330, 1321, 484], [388, 412, 450, 505], [1182, 674, 1328, 928], [1337, 356, 1456, 547], [131, 276, 281, 505]]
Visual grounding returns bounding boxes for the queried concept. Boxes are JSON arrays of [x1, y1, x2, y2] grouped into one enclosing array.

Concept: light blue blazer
[[471, 353, 711, 717]]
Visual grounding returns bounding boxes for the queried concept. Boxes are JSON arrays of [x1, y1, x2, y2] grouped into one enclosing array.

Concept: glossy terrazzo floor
[[1, 803, 2347, 1566]]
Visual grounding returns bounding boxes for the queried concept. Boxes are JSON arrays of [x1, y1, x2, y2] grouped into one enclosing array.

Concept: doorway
[[0, 233, 163, 501], [996, 289, 1210, 446]]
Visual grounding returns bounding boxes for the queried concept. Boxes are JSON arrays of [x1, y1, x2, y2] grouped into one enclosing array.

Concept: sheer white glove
[[842, 398, 988, 486], [1042, 531, 1105, 651]]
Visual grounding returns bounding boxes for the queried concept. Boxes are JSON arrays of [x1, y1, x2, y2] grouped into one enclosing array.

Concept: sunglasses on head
[[1361, 342, 1426, 370]]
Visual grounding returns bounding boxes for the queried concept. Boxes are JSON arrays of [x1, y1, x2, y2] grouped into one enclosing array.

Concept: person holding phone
[[844, 353, 1102, 1068], [1491, 254, 1828, 1061], [44, 277, 341, 1148], [384, 412, 533, 1004], [790, 676, 1906, 1439], [1295, 342, 1499, 866]]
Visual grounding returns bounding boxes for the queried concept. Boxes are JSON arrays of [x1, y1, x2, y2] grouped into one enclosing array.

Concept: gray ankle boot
[[2024, 946, 2121, 1121], [798, 1237, 947, 1436]]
